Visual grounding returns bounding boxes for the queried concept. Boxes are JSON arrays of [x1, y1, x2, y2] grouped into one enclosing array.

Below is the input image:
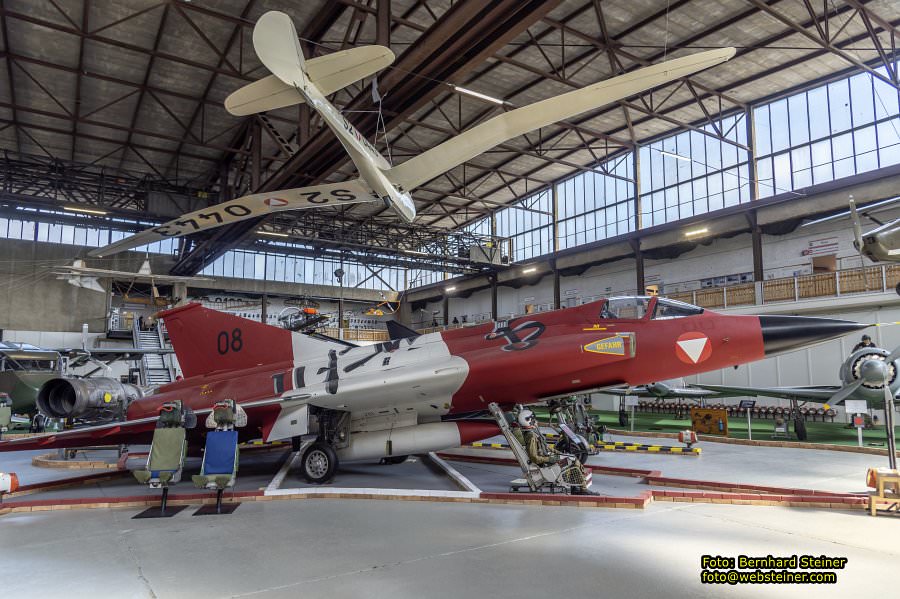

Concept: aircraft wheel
[[794, 418, 808, 441], [895, 281, 900, 297], [576, 450, 589, 464], [379, 455, 408, 465], [301, 441, 338, 484]]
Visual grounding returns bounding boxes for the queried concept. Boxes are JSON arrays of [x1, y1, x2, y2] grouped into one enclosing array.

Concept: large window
[[639, 114, 751, 227], [495, 188, 553, 261], [558, 156, 635, 249], [754, 67, 900, 197], [200, 248, 404, 291], [0, 213, 179, 255]]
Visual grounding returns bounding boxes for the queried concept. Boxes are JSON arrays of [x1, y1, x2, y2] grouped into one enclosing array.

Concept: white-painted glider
[[92, 9, 735, 257], [89, 179, 374, 256]]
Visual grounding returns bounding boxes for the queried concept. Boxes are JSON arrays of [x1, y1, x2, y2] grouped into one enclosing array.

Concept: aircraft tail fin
[[386, 320, 421, 340], [159, 303, 295, 378], [159, 303, 351, 379], [225, 47, 394, 116]]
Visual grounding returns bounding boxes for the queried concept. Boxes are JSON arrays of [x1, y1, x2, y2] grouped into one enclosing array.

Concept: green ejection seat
[[134, 401, 188, 513]]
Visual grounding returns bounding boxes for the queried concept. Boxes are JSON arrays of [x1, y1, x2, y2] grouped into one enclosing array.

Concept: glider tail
[[226, 12, 394, 117]]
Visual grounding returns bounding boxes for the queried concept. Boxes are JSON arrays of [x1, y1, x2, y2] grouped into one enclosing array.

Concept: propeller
[[883, 365, 898, 469], [829, 379, 865, 404]]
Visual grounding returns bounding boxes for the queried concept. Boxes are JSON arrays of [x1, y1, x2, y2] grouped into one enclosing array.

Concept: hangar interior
[[1, 1, 900, 597]]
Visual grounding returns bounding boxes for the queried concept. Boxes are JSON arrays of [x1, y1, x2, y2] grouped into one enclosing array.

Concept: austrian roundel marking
[[264, 197, 289, 207], [675, 331, 712, 364]]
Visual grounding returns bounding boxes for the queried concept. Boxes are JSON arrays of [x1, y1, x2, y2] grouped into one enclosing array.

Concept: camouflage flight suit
[[523, 427, 587, 489]]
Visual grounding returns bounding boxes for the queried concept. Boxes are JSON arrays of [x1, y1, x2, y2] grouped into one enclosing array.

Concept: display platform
[[1, 432, 878, 516]]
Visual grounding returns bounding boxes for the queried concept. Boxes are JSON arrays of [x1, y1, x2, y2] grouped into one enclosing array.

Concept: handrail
[[156, 323, 176, 382], [132, 318, 149, 387]]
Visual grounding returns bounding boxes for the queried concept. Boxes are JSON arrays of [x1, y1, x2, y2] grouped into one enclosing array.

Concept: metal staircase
[[133, 320, 175, 387]]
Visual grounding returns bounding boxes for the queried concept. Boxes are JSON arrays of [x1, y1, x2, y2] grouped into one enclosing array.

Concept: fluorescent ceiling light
[[453, 85, 505, 105], [445, 286, 457, 292], [523, 267, 537, 273], [259, 231, 289, 238], [660, 150, 690, 162], [63, 206, 107, 215], [685, 227, 709, 237]]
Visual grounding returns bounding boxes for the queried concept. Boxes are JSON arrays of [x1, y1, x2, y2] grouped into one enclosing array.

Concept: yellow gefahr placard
[[583, 335, 626, 356], [690, 407, 729, 436]]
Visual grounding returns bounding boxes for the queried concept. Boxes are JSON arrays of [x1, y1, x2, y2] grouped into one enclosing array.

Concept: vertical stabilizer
[[253, 11, 309, 90]]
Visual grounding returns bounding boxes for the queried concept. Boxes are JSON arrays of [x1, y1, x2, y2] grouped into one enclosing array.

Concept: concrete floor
[[466, 431, 886, 493], [1, 499, 897, 599], [1, 438, 898, 598]]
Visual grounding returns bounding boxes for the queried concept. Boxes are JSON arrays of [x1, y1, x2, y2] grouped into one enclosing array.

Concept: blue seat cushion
[[204, 430, 238, 475]]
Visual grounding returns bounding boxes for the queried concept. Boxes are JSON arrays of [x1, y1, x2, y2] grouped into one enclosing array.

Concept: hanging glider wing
[[386, 47, 736, 192], [90, 7, 735, 256], [89, 179, 374, 257]]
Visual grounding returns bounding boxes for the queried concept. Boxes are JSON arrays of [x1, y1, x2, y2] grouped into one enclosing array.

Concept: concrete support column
[[172, 282, 188, 307], [552, 259, 560, 309], [442, 295, 450, 327], [490, 276, 498, 321], [748, 211, 764, 281], [630, 239, 644, 294], [261, 293, 268, 324]]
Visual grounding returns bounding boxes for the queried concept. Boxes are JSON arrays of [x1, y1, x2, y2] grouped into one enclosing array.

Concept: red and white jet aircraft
[[0, 296, 865, 482]]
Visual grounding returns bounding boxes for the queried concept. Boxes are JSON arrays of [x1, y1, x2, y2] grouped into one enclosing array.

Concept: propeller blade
[[829, 379, 865, 404], [886, 345, 900, 364]]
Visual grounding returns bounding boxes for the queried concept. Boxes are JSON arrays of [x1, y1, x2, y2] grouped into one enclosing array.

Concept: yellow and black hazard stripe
[[469, 439, 700, 455], [243, 440, 288, 446], [593, 443, 701, 455]]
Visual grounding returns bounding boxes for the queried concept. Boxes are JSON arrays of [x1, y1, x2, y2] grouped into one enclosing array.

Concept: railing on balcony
[[666, 264, 900, 309], [321, 328, 391, 343]]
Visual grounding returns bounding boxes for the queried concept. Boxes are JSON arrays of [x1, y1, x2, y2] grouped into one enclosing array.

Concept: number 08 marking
[[217, 328, 243, 354]]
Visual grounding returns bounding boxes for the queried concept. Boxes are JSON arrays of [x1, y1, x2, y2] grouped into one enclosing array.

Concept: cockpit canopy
[[598, 296, 704, 320]]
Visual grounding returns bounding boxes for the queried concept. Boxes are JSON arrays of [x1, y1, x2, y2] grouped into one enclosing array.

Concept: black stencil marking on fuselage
[[485, 320, 546, 351], [317, 350, 339, 394], [294, 366, 306, 389], [343, 339, 410, 373]]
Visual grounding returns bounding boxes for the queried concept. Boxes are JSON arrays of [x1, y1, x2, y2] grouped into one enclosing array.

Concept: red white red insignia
[[675, 331, 711, 364], [264, 198, 289, 207]]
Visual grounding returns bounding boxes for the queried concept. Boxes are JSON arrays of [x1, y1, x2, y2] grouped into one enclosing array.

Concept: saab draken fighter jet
[[88, 10, 737, 256], [0, 296, 866, 483]]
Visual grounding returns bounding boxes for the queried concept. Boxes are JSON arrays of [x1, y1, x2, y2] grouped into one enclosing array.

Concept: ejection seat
[[133, 401, 189, 515], [488, 403, 587, 494], [0, 395, 12, 440], [192, 400, 246, 514]]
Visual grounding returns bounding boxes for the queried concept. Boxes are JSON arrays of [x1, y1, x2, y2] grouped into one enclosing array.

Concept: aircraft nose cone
[[759, 315, 868, 356]]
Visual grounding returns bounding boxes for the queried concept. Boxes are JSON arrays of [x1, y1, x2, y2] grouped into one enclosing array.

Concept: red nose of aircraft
[[759, 315, 869, 356]]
